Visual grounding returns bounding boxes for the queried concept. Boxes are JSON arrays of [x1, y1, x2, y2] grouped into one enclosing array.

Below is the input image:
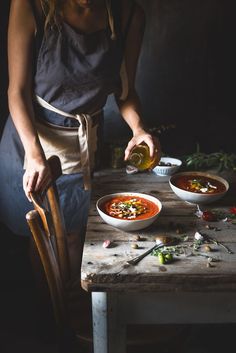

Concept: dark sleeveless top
[[31, 0, 136, 127]]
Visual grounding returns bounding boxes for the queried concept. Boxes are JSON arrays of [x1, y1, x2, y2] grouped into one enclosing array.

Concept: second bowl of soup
[[169, 171, 229, 204]]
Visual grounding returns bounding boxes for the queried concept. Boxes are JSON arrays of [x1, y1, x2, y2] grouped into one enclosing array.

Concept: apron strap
[[106, 0, 116, 40], [123, 1, 136, 42]]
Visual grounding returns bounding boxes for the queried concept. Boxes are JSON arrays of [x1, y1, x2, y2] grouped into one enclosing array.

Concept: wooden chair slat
[[26, 209, 66, 328]]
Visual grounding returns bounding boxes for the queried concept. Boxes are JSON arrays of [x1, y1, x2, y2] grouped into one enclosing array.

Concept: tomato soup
[[173, 174, 226, 194], [101, 196, 159, 220]]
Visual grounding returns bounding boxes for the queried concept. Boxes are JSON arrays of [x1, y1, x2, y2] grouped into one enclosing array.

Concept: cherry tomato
[[230, 207, 236, 215], [202, 210, 216, 222]]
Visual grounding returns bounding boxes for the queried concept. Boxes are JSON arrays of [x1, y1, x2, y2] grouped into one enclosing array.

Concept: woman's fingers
[[37, 173, 52, 194], [23, 171, 38, 201], [143, 134, 155, 157], [147, 136, 161, 159], [124, 140, 136, 160], [139, 134, 161, 158], [28, 172, 39, 191], [23, 163, 51, 201], [125, 132, 161, 161], [34, 167, 51, 191]]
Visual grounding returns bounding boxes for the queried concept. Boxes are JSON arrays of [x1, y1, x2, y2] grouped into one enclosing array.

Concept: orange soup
[[101, 196, 159, 220], [173, 174, 226, 194]]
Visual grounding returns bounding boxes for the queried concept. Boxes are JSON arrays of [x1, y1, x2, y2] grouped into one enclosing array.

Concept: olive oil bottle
[[127, 143, 160, 171]]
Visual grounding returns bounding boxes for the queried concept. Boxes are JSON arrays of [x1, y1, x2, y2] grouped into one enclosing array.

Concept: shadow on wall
[[104, 0, 236, 155]]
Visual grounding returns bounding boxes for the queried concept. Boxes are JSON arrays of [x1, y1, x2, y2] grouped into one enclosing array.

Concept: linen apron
[[24, 95, 102, 190], [0, 0, 135, 236]]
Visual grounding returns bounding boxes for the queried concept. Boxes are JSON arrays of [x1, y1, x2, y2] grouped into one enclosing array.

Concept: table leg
[[92, 292, 108, 353], [92, 292, 127, 353]]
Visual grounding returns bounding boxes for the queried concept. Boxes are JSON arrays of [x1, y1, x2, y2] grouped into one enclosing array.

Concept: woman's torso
[[32, 0, 129, 126]]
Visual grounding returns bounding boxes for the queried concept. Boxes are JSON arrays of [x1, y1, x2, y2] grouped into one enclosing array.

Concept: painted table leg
[[92, 292, 108, 353], [92, 292, 127, 353]]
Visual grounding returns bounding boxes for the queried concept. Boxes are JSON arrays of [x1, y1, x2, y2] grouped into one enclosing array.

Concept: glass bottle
[[127, 143, 160, 171], [111, 146, 124, 169]]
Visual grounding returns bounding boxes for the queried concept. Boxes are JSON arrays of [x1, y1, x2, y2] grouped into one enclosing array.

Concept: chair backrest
[[26, 155, 70, 328]]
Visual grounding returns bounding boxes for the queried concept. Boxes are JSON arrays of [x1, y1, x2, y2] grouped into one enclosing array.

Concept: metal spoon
[[126, 236, 177, 266]]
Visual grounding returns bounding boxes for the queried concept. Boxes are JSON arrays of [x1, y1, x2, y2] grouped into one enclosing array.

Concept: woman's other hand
[[23, 155, 52, 201]]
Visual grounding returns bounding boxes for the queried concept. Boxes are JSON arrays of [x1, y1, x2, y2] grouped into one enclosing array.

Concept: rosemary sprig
[[205, 235, 234, 254], [189, 251, 219, 262], [182, 145, 236, 172]]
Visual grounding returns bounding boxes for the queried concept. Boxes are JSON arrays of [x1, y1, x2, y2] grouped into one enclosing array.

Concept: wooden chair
[[26, 155, 188, 353], [26, 155, 93, 352]]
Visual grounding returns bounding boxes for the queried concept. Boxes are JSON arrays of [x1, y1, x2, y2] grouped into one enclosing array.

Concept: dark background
[[0, 2, 236, 352], [1, 0, 236, 155], [104, 0, 236, 155]]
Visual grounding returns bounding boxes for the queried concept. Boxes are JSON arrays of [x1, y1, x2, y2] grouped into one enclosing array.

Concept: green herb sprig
[[182, 145, 236, 172]]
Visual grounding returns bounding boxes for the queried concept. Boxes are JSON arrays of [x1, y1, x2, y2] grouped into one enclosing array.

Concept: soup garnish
[[173, 175, 226, 194], [188, 179, 217, 193], [102, 196, 159, 220]]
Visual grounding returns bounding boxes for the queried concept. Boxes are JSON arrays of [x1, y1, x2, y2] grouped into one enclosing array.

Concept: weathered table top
[[81, 169, 236, 293]]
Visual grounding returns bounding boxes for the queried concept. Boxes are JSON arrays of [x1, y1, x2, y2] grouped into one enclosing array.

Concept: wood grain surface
[[81, 169, 236, 293]]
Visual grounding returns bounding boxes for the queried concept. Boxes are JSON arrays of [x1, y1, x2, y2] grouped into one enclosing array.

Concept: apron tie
[[34, 95, 100, 190], [75, 113, 92, 190]]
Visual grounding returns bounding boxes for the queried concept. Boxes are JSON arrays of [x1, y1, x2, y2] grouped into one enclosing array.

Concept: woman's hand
[[23, 155, 52, 201], [124, 128, 161, 161]]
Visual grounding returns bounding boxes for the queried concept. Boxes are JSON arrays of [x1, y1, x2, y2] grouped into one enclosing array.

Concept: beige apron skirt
[[24, 96, 100, 190]]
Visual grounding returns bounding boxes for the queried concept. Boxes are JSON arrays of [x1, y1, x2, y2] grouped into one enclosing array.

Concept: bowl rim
[[96, 192, 162, 223], [169, 171, 229, 197], [154, 157, 182, 169]]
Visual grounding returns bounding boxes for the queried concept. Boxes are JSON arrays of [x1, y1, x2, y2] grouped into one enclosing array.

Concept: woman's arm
[[115, 0, 161, 161], [8, 0, 50, 200]]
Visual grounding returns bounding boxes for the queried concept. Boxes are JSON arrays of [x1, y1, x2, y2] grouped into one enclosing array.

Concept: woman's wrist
[[24, 138, 44, 161], [132, 126, 147, 137]]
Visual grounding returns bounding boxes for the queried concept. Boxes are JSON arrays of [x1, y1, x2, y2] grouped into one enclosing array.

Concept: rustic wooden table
[[81, 168, 236, 353]]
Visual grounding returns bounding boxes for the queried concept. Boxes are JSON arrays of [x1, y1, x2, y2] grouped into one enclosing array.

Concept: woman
[[0, 0, 159, 275]]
